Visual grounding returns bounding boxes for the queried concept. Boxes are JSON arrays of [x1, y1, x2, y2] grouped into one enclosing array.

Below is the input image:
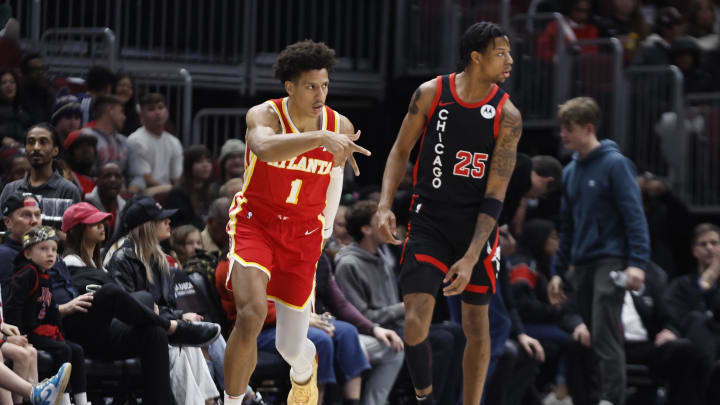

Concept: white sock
[[74, 392, 88, 405], [224, 391, 245, 404], [60, 393, 71, 405]]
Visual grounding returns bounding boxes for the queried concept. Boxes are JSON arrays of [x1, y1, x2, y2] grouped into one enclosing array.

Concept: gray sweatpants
[[570, 258, 626, 405], [359, 334, 405, 405]]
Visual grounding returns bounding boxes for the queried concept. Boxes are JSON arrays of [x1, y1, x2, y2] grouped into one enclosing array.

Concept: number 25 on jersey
[[453, 151, 488, 179], [286, 179, 303, 205]]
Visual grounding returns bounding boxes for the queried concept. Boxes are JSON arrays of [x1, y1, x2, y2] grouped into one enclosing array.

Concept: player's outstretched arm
[[377, 80, 436, 245], [444, 100, 522, 295], [245, 103, 369, 163]]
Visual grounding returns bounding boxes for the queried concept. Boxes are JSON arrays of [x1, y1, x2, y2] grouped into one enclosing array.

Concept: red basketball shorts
[[225, 197, 325, 310]]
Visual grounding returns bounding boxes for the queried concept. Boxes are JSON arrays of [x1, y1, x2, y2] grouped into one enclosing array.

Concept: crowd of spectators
[[536, 0, 720, 93]]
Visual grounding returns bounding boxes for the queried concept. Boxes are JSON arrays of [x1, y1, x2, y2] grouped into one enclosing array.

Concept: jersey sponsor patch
[[480, 104, 496, 119]]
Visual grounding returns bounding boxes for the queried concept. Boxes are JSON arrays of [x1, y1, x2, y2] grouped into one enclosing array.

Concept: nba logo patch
[[480, 105, 496, 119]]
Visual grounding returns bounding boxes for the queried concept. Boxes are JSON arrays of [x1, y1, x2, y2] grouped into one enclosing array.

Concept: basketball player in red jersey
[[222, 40, 370, 405], [377, 22, 522, 404]]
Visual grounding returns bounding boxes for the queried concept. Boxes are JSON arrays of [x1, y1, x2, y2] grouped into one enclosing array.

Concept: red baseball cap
[[61, 202, 112, 233], [64, 129, 97, 151]]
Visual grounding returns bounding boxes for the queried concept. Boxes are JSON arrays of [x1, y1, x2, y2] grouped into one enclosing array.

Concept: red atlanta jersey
[[239, 97, 339, 220]]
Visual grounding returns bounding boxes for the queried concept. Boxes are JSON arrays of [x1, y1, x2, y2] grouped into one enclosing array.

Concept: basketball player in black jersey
[[377, 22, 521, 404]]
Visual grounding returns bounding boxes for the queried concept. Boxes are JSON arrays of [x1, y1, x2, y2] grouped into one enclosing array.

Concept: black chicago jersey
[[413, 73, 509, 206]]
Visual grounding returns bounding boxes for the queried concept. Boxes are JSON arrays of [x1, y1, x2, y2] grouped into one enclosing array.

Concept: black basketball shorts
[[398, 196, 500, 306]]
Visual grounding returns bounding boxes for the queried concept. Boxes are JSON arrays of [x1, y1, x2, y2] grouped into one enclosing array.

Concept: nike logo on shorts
[[305, 228, 319, 236]]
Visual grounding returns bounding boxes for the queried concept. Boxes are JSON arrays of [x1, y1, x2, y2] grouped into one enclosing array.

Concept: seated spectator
[[638, 172, 694, 278], [500, 153, 562, 232], [60, 201, 221, 404], [76, 66, 115, 126], [80, 95, 130, 178], [127, 93, 183, 194], [218, 139, 246, 184], [620, 262, 708, 405], [84, 162, 126, 236], [334, 200, 465, 405], [0, 194, 42, 300], [508, 219, 596, 405], [63, 130, 97, 196], [166, 145, 217, 229], [218, 178, 244, 200], [686, 0, 719, 50], [596, 0, 650, 55], [0, 124, 81, 230], [324, 204, 353, 259], [635, 7, 685, 65], [0, 148, 29, 188], [113, 73, 141, 135], [670, 35, 714, 93], [0, 69, 31, 148], [106, 196, 221, 405], [6, 226, 88, 405], [18, 54, 54, 124], [201, 197, 230, 257], [666, 223, 720, 402], [537, 0, 599, 62], [316, 252, 404, 405], [258, 299, 370, 405], [50, 92, 82, 146], [171, 224, 203, 267]]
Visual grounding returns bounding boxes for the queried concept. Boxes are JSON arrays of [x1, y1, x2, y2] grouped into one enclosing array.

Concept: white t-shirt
[[127, 127, 183, 190], [622, 291, 649, 342]]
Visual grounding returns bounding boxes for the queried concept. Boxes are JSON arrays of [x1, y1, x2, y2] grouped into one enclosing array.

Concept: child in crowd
[[6, 227, 87, 405]]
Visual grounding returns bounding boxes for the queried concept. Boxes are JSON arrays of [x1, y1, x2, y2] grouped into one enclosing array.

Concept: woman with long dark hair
[[112, 72, 141, 135], [0, 69, 32, 147], [165, 145, 217, 229]]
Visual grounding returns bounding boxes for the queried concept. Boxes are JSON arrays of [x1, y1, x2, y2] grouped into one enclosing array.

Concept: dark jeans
[[571, 258, 626, 405], [626, 339, 709, 405], [29, 335, 86, 394], [62, 283, 173, 405]]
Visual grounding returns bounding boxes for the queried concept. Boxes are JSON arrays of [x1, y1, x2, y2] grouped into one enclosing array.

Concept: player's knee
[[234, 298, 267, 334]]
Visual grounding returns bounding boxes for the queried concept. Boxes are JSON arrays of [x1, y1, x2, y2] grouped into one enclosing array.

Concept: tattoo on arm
[[487, 106, 522, 198], [408, 88, 421, 115]]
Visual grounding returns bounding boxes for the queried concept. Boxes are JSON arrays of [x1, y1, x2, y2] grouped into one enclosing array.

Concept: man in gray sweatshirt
[[334, 200, 465, 404]]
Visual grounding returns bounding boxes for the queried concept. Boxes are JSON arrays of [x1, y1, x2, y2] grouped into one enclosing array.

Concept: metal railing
[[624, 66, 686, 192], [40, 27, 117, 72], [563, 38, 625, 143], [192, 108, 249, 156], [683, 93, 720, 212], [393, 0, 511, 77], [248, 0, 390, 98], [132, 67, 193, 145], [506, 13, 570, 128]]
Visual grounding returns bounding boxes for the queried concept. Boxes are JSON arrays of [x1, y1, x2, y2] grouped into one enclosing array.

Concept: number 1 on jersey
[[286, 179, 303, 205]]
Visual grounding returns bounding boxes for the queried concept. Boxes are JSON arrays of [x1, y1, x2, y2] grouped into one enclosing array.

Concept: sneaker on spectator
[[30, 362, 72, 405], [169, 320, 221, 347]]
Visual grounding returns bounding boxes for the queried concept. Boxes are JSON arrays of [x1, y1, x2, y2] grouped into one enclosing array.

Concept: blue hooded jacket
[[553, 140, 650, 276]]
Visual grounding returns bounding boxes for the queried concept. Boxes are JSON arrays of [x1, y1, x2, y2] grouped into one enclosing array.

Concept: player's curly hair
[[456, 22, 508, 72], [274, 39, 336, 83]]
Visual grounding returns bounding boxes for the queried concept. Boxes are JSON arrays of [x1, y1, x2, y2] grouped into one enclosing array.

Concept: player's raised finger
[[351, 143, 371, 156]]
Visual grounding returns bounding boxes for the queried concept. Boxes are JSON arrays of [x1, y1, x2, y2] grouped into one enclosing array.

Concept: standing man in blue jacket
[[547, 97, 650, 405]]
